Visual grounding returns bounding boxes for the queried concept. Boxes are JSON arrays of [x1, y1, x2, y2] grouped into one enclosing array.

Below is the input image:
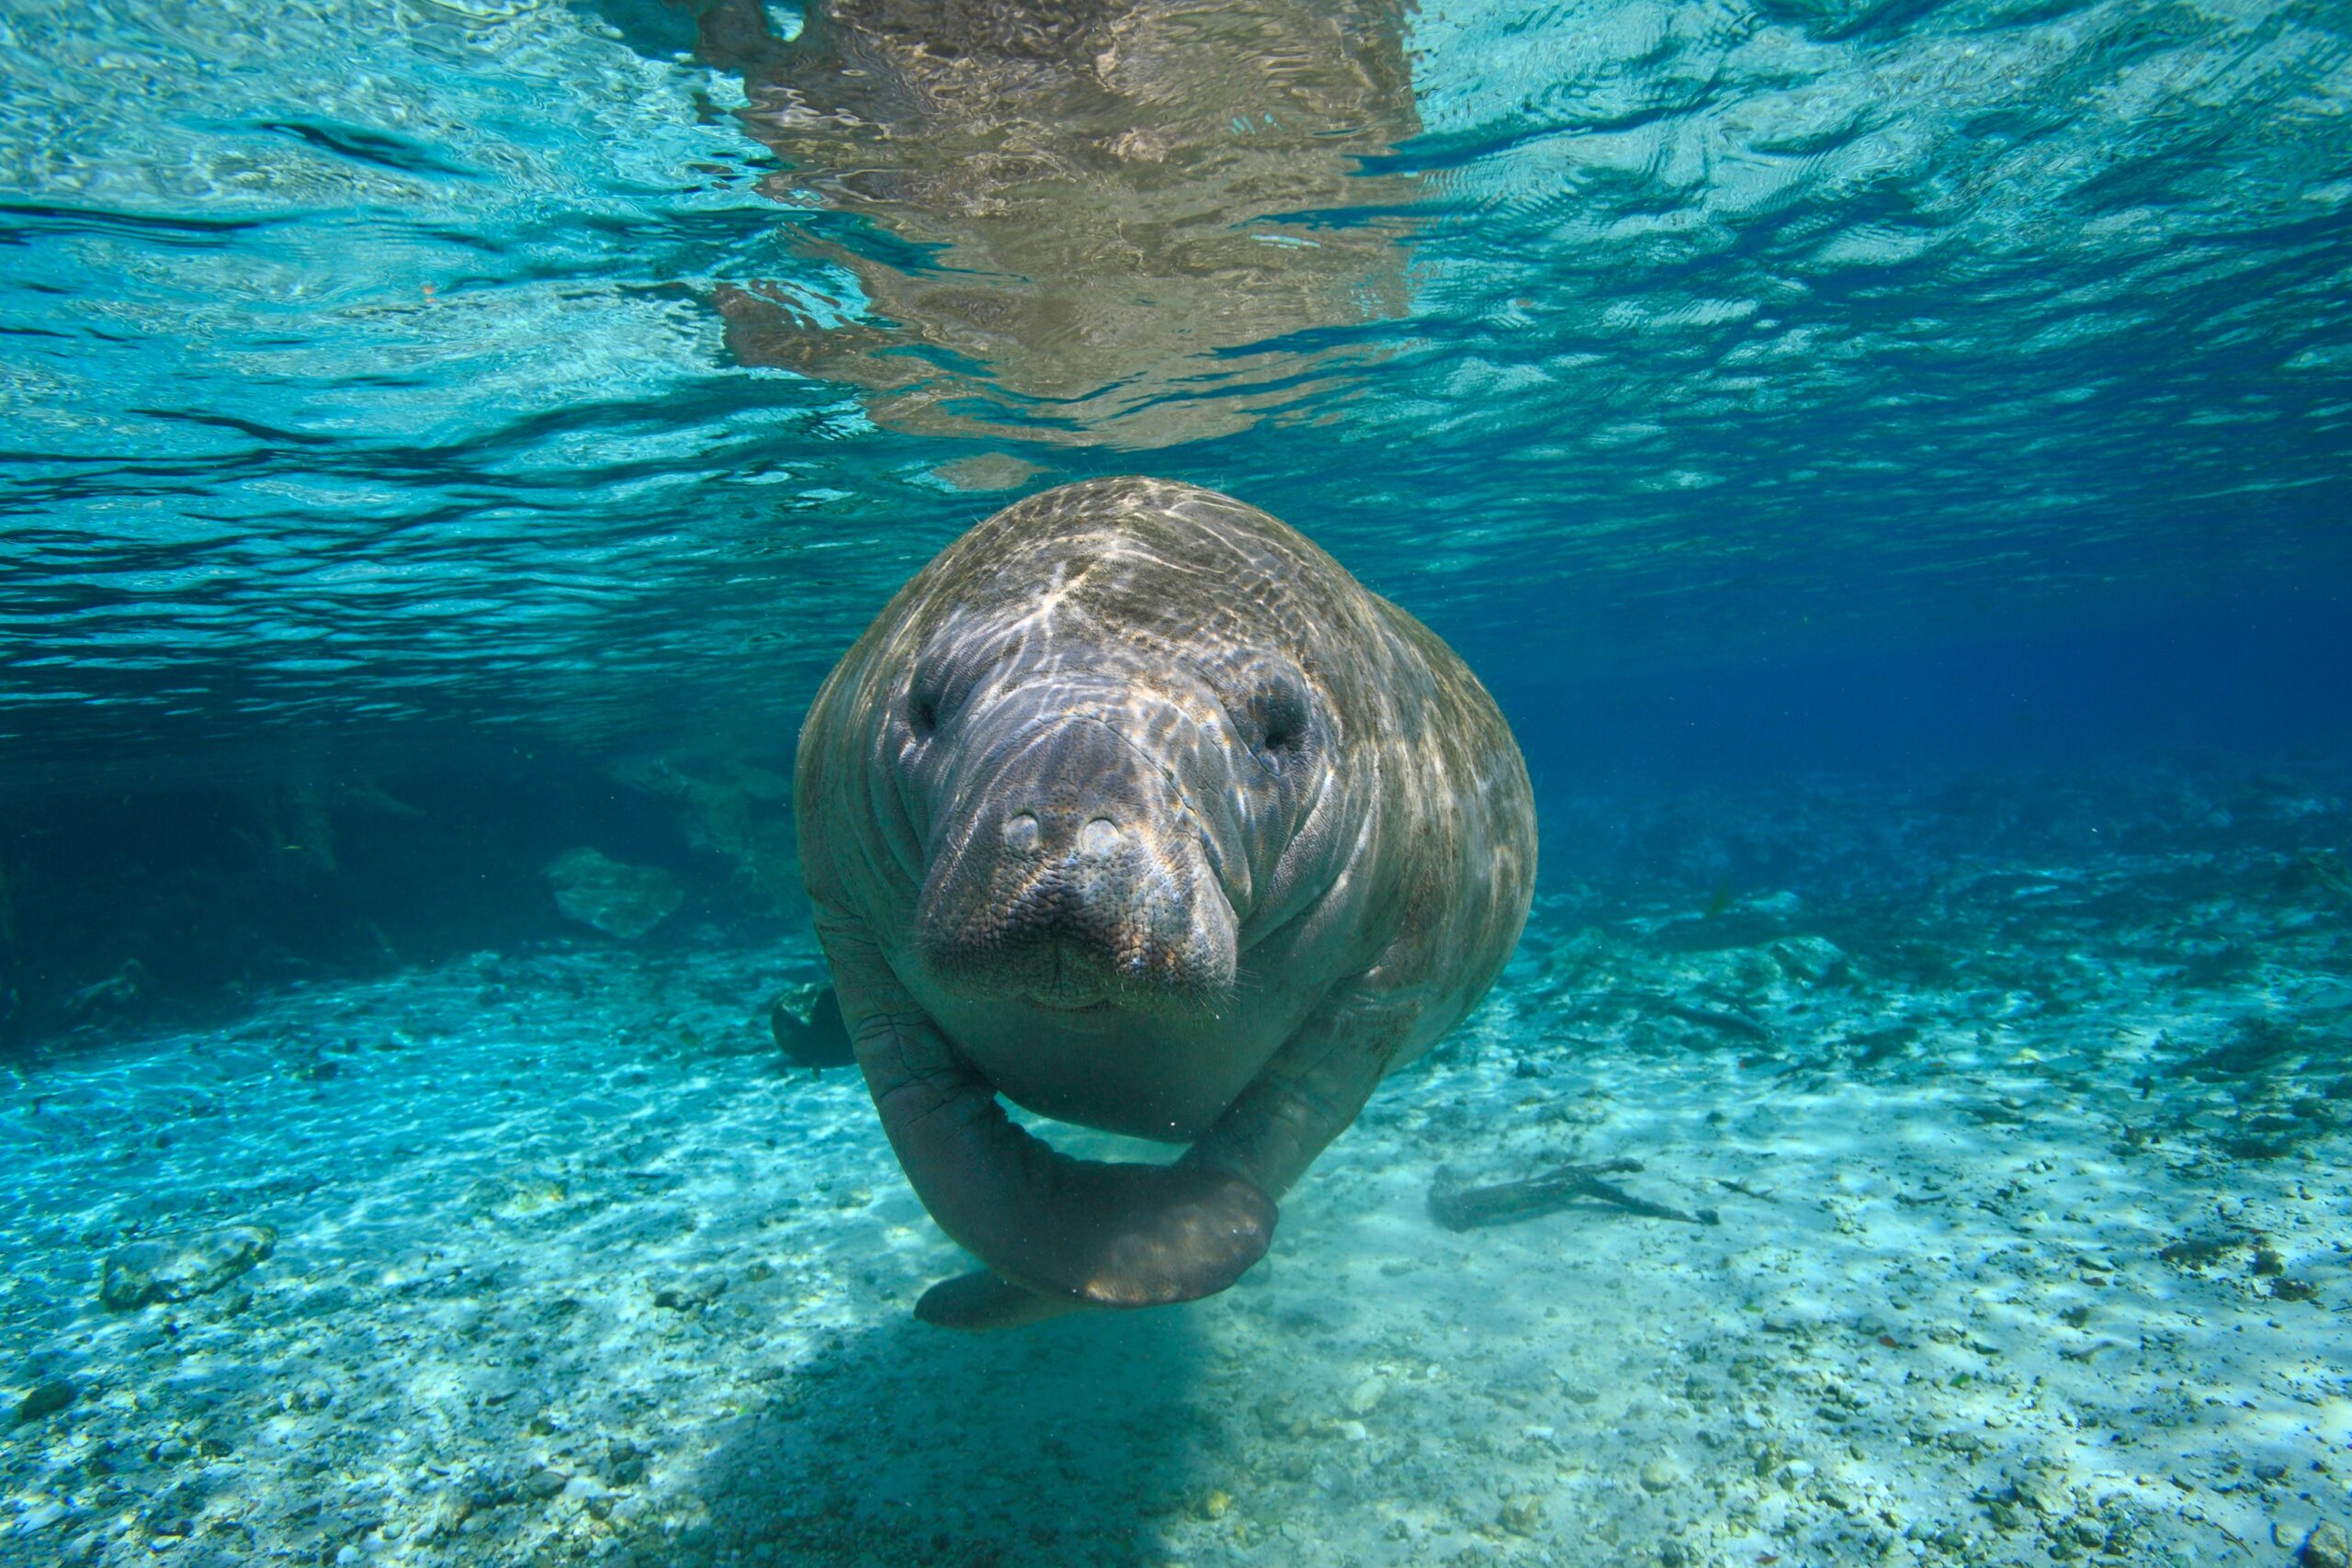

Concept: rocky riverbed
[[1, 765, 2346, 1568]]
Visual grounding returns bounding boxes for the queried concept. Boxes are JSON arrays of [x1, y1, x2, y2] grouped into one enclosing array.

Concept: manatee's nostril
[[1003, 812, 1042, 854], [1078, 817, 1122, 857]]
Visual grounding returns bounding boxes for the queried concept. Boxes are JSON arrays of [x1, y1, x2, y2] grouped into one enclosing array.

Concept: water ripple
[[2, 0, 2349, 786]]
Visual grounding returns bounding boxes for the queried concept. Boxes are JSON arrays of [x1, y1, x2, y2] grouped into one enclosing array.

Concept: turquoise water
[[4, 1, 2352, 1565], [6, 0, 2348, 782]]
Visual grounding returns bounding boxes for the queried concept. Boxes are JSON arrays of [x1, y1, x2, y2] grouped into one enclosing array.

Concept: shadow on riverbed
[[654, 1304, 1225, 1566]]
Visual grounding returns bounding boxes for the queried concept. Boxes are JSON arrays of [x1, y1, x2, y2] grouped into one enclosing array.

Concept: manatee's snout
[[917, 709, 1237, 1012]]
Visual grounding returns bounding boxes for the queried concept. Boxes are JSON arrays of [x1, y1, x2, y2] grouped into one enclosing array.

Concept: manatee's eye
[[907, 644, 982, 740], [907, 686, 938, 738], [906, 663, 946, 739], [1250, 677, 1313, 764]]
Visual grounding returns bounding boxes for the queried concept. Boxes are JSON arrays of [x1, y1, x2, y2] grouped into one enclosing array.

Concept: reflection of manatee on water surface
[[796, 478, 1536, 1329], [684, 0, 1424, 447]]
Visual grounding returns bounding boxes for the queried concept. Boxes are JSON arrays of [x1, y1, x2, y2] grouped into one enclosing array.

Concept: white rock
[[18, 1500, 70, 1532]]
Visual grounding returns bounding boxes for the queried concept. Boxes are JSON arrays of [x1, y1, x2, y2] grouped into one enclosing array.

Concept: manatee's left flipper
[[1182, 987, 1419, 1200]]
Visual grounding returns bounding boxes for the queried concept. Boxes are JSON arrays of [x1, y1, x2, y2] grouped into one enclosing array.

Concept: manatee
[[795, 477, 1535, 1328]]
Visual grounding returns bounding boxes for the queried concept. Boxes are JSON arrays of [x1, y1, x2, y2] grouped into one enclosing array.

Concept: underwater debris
[[1769, 934, 1849, 986], [99, 1223, 277, 1311], [1428, 1157, 1720, 1231], [609, 757, 800, 916], [1847, 1023, 1918, 1066], [2288, 849, 2352, 906], [2170, 1016, 2312, 1079], [12, 1377, 77, 1425], [1656, 1001, 1769, 1048], [543, 848, 684, 941], [769, 984, 854, 1068], [650, 1273, 729, 1312], [58, 957, 153, 1027], [2156, 1230, 2251, 1269]]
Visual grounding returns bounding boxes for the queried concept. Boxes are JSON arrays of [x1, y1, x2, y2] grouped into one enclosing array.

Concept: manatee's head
[[892, 597, 1341, 1018]]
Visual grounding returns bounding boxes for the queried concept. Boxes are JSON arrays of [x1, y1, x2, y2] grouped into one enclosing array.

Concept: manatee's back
[[1355, 595, 1537, 1063]]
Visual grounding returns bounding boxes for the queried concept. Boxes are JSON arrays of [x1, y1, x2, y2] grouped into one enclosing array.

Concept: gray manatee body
[[795, 477, 1535, 1327]]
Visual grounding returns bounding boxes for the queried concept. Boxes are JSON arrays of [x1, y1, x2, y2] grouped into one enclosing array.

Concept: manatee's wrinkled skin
[[687, 0, 1421, 449], [796, 478, 1535, 1327]]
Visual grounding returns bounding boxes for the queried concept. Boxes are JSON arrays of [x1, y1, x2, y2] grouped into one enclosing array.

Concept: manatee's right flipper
[[821, 931, 1276, 1317], [1182, 987, 1419, 1201]]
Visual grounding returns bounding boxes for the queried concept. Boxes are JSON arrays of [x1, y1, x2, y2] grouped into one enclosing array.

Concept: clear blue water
[[6, 0, 2348, 785], [4, 3, 2352, 1565]]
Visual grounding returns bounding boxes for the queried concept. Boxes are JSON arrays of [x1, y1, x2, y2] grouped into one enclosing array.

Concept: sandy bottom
[[2, 775, 2347, 1568]]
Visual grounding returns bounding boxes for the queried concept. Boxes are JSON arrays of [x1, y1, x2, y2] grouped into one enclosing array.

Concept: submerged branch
[[1428, 1157, 1721, 1232]]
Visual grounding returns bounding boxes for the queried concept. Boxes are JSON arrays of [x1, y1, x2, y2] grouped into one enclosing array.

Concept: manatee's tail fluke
[[913, 1270, 1090, 1331]]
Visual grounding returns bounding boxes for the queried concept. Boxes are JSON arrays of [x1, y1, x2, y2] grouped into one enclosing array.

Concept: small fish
[[1702, 879, 1734, 919]]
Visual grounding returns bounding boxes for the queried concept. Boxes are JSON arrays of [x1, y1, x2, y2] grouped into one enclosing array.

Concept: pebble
[[650, 1277, 727, 1312], [1640, 1458, 1680, 1493], [1344, 1376, 1388, 1416], [98, 1224, 276, 1311], [17, 1499, 71, 1532], [2304, 1521, 2351, 1568], [1500, 1495, 1543, 1537], [13, 1378, 78, 1425]]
